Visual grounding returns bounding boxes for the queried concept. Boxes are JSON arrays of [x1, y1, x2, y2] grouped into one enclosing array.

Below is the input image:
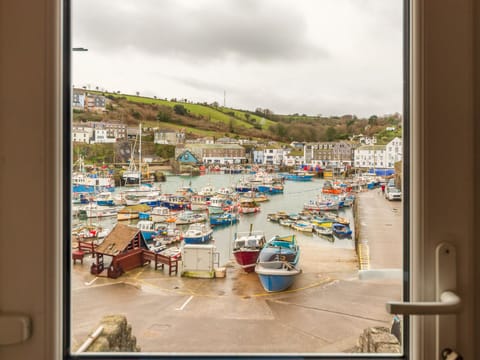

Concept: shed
[[91, 223, 148, 278]]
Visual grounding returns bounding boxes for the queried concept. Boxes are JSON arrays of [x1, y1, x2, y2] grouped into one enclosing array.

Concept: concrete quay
[[71, 191, 403, 355]]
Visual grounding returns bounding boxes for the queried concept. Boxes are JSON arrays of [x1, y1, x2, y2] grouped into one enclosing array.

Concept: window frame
[[62, 0, 410, 358]]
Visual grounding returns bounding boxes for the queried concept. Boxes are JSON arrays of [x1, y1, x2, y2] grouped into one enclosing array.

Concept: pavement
[[71, 191, 403, 355]]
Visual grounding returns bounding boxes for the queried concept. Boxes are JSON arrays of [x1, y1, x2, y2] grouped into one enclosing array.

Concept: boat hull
[[233, 250, 261, 273], [183, 233, 212, 244], [255, 262, 302, 292]]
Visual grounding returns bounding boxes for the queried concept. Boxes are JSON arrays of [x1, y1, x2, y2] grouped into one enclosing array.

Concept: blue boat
[[183, 223, 213, 244], [280, 170, 314, 182], [209, 212, 239, 226], [332, 223, 353, 239], [256, 184, 284, 194], [255, 234, 302, 292]]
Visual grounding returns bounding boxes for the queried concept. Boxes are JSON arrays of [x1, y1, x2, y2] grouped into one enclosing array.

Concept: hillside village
[[72, 89, 403, 173]]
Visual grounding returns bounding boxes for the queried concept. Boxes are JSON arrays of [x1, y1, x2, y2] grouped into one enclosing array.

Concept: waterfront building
[[354, 145, 387, 168], [154, 128, 185, 145], [283, 149, 304, 166], [354, 137, 403, 169], [304, 141, 355, 168]]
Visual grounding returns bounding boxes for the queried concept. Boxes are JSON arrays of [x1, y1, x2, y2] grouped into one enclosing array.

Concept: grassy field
[[104, 92, 275, 130]]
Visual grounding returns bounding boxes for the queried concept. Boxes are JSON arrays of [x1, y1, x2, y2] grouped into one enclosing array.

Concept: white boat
[[78, 203, 119, 218], [175, 211, 208, 225], [198, 184, 216, 198], [183, 223, 213, 244], [150, 206, 172, 223], [238, 198, 261, 214], [190, 195, 209, 211], [291, 220, 314, 233], [313, 224, 333, 236]]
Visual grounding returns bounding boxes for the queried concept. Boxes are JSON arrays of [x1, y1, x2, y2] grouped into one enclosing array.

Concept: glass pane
[[70, 0, 405, 357]]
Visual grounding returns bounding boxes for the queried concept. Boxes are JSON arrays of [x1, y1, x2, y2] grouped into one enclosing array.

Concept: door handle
[[386, 290, 461, 315], [386, 242, 460, 359]]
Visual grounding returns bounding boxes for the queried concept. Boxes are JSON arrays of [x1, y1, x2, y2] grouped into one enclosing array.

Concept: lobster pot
[[181, 244, 218, 278]]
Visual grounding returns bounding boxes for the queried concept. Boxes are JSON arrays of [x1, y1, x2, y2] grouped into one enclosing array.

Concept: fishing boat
[[153, 223, 183, 245], [238, 198, 261, 214], [303, 199, 340, 212], [208, 196, 230, 214], [160, 194, 190, 211], [78, 203, 119, 219], [198, 184, 216, 199], [281, 170, 314, 182], [190, 194, 209, 211], [255, 234, 301, 292], [313, 224, 333, 237], [72, 160, 115, 193], [175, 211, 208, 225], [150, 206, 172, 223], [232, 229, 266, 273], [136, 220, 158, 241], [240, 191, 269, 203], [209, 212, 239, 226], [266, 211, 289, 223], [279, 218, 294, 227], [332, 223, 353, 239], [183, 223, 213, 244], [291, 220, 314, 233], [94, 192, 116, 206], [257, 184, 284, 194]]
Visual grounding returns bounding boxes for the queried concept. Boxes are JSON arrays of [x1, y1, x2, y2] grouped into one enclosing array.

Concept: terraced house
[[304, 141, 357, 168], [175, 143, 246, 165]]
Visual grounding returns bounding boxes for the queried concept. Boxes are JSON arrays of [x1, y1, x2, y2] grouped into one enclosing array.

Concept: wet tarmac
[[71, 189, 403, 355]]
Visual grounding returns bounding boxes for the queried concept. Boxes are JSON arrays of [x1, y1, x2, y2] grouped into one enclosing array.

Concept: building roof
[[95, 223, 141, 256], [187, 143, 245, 150], [356, 145, 387, 151]]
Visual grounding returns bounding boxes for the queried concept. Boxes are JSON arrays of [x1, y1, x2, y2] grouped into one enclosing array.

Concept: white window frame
[[0, 0, 478, 359]]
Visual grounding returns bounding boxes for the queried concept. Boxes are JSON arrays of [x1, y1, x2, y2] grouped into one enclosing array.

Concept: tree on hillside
[[173, 104, 188, 116], [326, 126, 337, 141]]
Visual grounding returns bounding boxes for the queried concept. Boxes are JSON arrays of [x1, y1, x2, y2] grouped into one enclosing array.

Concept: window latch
[[0, 313, 31, 346], [386, 242, 460, 359]]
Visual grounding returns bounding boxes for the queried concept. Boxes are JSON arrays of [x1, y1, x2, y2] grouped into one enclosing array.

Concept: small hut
[[91, 223, 148, 278]]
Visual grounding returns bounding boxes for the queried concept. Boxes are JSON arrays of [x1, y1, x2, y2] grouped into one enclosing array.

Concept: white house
[[354, 145, 387, 168], [92, 128, 115, 144], [263, 147, 286, 166], [72, 129, 90, 143], [283, 149, 304, 166], [385, 137, 403, 167]]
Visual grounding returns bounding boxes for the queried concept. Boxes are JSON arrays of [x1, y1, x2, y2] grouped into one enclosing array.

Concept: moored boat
[[183, 223, 213, 244], [232, 230, 266, 272], [291, 220, 314, 233], [210, 212, 239, 227], [332, 223, 353, 239]]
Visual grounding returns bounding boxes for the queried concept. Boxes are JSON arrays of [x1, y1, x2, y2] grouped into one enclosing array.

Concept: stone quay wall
[[83, 315, 140, 352]]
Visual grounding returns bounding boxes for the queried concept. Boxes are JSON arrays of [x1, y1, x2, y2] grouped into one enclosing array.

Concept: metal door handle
[[386, 290, 461, 315], [386, 242, 460, 359]]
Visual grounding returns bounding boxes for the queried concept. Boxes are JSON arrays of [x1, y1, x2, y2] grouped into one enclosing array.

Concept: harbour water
[[72, 173, 355, 267]]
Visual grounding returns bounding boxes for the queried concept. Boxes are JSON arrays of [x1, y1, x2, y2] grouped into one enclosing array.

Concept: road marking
[[176, 295, 193, 310], [84, 277, 98, 286]]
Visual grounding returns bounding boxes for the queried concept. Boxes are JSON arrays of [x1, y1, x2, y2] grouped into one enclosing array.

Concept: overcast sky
[[73, 0, 403, 118]]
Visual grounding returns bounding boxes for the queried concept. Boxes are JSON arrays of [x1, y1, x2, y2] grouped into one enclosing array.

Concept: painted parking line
[[84, 277, 98, 286], [176, 295, 194, 311]]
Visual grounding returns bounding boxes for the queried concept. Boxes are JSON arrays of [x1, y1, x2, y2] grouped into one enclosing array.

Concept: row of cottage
[[72, 121, 402, 169], [174, 138, 402, 170]]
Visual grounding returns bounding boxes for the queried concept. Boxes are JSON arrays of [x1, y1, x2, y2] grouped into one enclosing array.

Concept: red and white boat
[[232, 230, 266, 272]]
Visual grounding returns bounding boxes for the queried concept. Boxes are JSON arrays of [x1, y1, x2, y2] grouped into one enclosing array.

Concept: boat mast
[[139, 123, 142, 186]]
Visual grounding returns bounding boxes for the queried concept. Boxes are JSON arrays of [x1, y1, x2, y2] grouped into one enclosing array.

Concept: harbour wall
[[79, 315, 140, 353]]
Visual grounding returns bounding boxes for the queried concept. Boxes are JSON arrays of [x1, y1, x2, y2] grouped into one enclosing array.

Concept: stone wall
[[355, 326, 401, 353], [84, 315, 140, 352]]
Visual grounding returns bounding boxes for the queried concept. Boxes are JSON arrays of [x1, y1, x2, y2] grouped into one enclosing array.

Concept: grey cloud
[[73, 0, 329, 62]]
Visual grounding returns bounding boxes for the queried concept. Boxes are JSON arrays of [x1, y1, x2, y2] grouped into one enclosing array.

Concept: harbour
[[71, 172, 403, 354]]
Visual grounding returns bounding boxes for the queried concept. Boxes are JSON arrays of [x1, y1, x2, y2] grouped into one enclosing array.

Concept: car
[[385, 187, 402, 201]]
